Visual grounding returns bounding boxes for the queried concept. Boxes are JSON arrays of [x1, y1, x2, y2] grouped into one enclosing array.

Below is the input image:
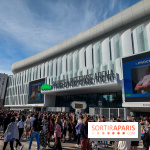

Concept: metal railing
[[89, 107, 126, 121]]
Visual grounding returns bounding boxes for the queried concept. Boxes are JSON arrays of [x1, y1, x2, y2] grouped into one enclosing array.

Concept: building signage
[[41, 84, 52, 90], [75, 103, 83, 109], [122, 51, 150, 102], [53, 70, 115, 89], [71, 101, 87, 109]]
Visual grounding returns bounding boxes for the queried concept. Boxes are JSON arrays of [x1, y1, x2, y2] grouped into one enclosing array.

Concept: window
[[84, 51, 86, 67], [55, 92, 122, 112], [92, 48, 94, 67]]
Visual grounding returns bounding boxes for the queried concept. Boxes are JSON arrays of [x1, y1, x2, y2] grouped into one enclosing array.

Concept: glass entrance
[[55, 92, 122, 112]]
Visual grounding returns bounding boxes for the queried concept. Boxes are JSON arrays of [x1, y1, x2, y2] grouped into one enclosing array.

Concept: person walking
[[75, 118, 82, 147], [25, 115, 31, 139], [48, 115, 54, 147], [30, 114, 34, 126], [143, 119, 150, 150], [68, 118, 73, 141], [0, 112, 4, 130], [72, 116, 77, 141], [15, 115, 25, 150], [118, 141, 131, 150], [62, 116, 67, 143], [130, 119, 139, 150], [80, 117, 90, 150], [3, 114, 11, 134], [26, 114, 42, 150], [40, 115, 49, 149], [3, 116, 19, 150], [102, 116, 108, 148], [53, 116, 62, 150]]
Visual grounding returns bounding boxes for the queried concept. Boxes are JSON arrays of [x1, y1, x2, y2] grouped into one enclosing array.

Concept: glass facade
[[5, 22, 150, 107], [55, 92, 122, 111]]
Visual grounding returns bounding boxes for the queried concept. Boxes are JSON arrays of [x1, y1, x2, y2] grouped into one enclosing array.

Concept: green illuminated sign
[[41, 84, 52, 90]]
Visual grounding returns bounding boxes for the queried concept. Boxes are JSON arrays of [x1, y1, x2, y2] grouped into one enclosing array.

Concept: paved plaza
[[0, 131, 145, 150]]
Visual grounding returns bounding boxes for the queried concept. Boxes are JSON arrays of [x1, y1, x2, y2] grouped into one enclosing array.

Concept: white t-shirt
[[17, 120, 25, 128], [139, 75, 150, 93], [25, 119, 31, 128], [118, 141, 131, 150], [30, 117, 34, 126]]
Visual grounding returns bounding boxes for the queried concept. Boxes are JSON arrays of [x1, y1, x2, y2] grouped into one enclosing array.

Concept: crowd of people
[[0, 110, 150, 150]]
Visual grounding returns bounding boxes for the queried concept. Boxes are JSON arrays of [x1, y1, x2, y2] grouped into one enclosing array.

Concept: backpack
[[143, 132, 149, 148], [34, 119, 43, 131]]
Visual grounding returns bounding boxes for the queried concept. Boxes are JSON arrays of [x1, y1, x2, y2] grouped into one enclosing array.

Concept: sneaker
[[42, 147, 46, 150], [75, 144, 79, 147], [20, 145, 24, 150], [36, 147, 40, 149], [14, 148, 17, 150], [48, 143, 50, 147]]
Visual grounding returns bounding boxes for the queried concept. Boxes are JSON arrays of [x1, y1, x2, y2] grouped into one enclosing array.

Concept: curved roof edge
[[12, 0, 150, 74]]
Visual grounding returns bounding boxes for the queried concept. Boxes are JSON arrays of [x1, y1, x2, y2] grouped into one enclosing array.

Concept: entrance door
[[35, 107, 41, 111]]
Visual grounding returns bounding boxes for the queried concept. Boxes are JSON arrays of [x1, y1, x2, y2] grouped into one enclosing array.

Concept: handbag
[[51, 145, 57, 150]]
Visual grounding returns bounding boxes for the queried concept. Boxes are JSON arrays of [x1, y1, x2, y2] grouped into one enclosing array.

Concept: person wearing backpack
[[26, 114, 42, 150]]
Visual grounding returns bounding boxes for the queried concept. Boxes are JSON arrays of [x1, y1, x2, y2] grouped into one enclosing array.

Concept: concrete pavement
[[0, 130, 145, 150]]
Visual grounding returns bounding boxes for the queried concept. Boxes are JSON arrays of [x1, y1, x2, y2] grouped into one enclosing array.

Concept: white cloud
[[0, 70, 13, 75], [110, 0, 117, 10], [0, 0, 110, 55], [0, 0, 140, 75]]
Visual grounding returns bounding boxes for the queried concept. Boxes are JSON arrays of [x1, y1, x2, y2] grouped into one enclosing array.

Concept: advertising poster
[[122, 51, 150, 102], [28, 79, 45, 104]]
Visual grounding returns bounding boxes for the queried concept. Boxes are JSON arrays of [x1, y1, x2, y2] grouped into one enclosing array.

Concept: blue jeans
[[28, 131, 40, 150], [104, 141, 108, 146]]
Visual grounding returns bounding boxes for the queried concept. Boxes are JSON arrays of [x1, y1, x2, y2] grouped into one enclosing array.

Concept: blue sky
[[0, 0, 141, 75]]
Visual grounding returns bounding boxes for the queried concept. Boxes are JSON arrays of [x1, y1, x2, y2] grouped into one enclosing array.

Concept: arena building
[[4, 0, 150, 118]]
